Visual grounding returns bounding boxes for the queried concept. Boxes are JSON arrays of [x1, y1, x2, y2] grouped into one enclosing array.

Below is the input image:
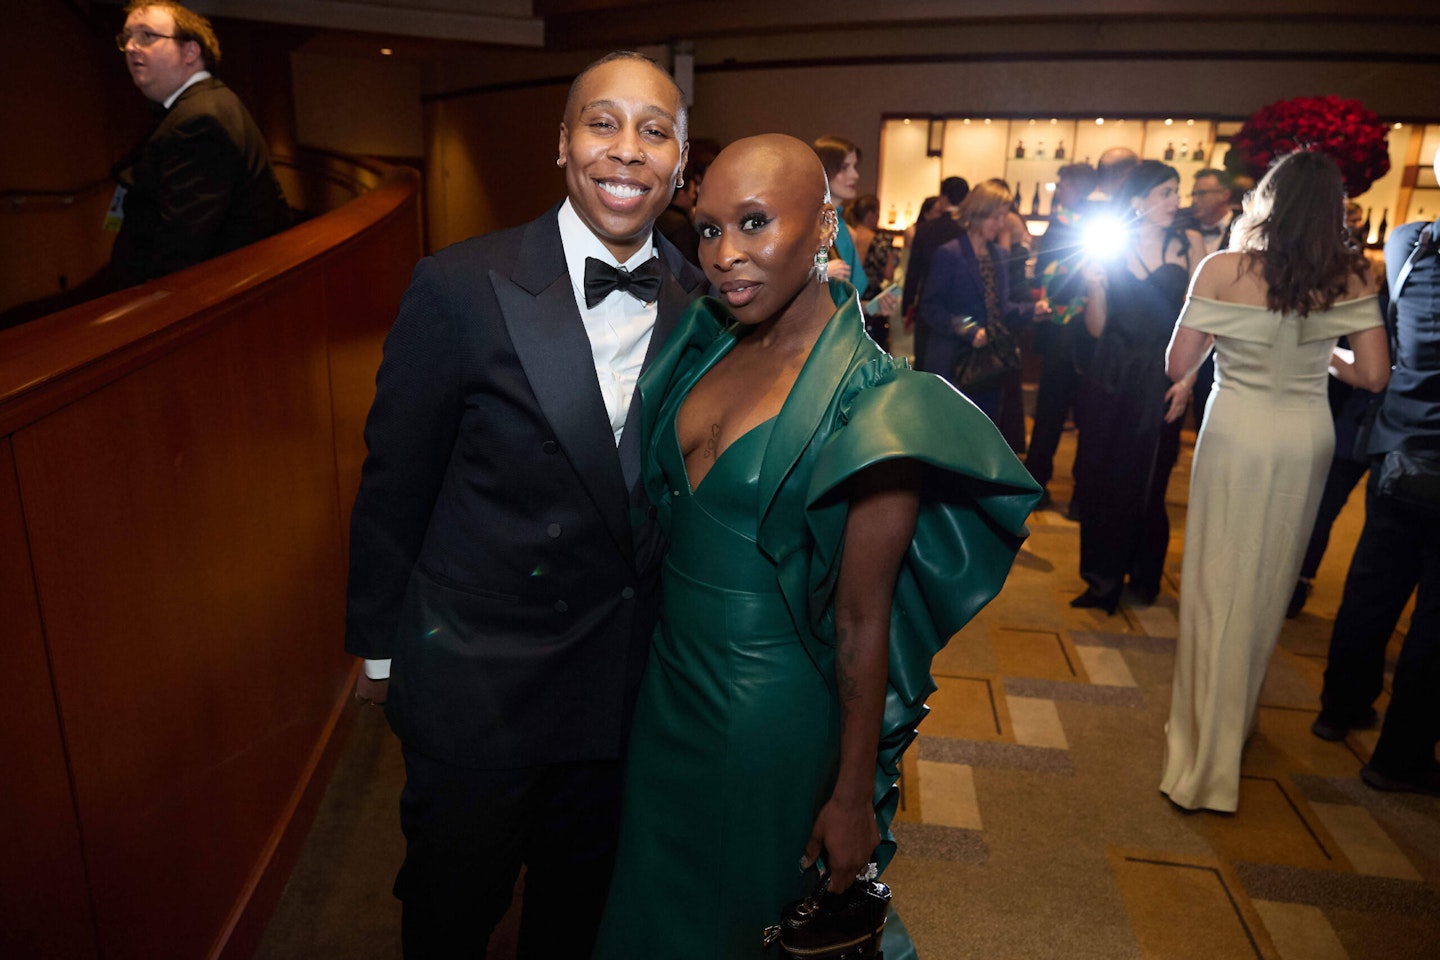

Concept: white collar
[[163, 70, 211, 110], [557, 198, 657, 294]]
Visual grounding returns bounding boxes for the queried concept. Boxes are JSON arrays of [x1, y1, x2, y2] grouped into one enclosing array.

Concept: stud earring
[[556, 158, 564, 167], [676, 177, 685, 188], [813, 245, 829, 283]]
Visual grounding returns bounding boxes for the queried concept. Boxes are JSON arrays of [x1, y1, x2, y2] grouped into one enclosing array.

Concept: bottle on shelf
[[1179, 139, 1189, 159], [1164, 141, 1175, 161], [1015, 139, 1026, 159], [1030, 182, 1042, 216], [1036, 140, 1046, 160], [1361, 207, 1373, 243], [1011, 183, 1021, 214], [887, 203, 896, 226], [1193, 141, 1206, 161], [1055, 139, 1066, 160], [903, 201, 913, 225], [1377, 208, 1389, 245]]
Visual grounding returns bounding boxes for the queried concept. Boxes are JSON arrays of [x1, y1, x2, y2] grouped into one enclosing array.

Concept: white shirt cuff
[[364, 658, 391, 680]]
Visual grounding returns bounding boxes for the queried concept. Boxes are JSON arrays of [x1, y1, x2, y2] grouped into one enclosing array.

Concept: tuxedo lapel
[[494, 211, 633, 561], [617, 234, 706, 491]]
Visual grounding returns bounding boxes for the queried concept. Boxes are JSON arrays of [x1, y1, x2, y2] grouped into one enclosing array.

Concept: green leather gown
[[593, 282, 1040, 959]]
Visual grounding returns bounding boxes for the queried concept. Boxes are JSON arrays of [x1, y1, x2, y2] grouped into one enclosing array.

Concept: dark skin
[[684, 135, 921, 890]]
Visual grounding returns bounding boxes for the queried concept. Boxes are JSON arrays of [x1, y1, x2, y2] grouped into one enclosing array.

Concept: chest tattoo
[[704, 422, 721, 459]]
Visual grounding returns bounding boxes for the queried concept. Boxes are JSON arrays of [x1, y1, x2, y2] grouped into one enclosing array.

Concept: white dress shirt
[[364, 201, 660, 682]]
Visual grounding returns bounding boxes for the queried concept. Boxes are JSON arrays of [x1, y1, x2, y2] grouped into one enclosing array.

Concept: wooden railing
[[0, 165, 421, 960]]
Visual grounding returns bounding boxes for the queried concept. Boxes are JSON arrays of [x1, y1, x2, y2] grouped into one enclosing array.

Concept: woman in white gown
[[1161, 150, 1390, 813]]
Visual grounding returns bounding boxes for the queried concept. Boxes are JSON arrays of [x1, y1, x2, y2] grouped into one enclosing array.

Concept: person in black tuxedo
[[1314, 197, 1440, 798], [111, 2, 290, 287], [344, 52, 706, 957]]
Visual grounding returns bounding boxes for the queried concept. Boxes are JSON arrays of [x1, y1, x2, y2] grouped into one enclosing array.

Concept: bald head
[[1097, 146, 1140, 194], [692, 134, 838, 324], [703, 134, 830, 210]]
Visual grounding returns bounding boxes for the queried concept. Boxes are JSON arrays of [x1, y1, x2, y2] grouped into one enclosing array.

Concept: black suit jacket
[[900, 215, 962, 317], [111, 76, 291, 287], [1371, 220, 1440, 456], [345, 205, 707, 768]]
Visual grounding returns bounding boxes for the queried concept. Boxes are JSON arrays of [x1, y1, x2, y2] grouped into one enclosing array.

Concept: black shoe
[[1360, 764, 1440, 798], [1285, 579, 1311, 619], [1070, 590, 1119, 615], [1126, 582, 1160, 606], [1310, 708, 1378, 742]]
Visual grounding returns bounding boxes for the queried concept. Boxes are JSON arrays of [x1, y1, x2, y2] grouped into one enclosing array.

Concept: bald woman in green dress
[[593, 135, 1041, 959]]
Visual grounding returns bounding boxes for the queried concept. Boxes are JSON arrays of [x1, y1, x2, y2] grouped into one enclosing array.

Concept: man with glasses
[[110, 1, 289, 287], [1179, 168, 1235, 255], [1176, 168, 1235, 425]]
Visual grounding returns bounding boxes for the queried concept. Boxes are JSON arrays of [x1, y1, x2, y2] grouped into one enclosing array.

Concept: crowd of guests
[[100, 1, 1432, 950]]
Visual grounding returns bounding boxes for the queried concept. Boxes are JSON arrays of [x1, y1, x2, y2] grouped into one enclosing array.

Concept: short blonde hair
[[956, 180, 1012, 230]]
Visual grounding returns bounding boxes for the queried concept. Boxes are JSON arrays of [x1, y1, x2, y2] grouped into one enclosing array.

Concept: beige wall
[[421, 19, 1440, 246], [292, 52, 425, 158]]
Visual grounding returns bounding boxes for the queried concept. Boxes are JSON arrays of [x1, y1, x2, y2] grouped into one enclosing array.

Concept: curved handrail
[[0, 160, 421, 960], [0, 164, 419, 437]]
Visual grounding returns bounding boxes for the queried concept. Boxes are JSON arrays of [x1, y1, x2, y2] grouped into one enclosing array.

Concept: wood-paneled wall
[[0, 166, 420, 960]]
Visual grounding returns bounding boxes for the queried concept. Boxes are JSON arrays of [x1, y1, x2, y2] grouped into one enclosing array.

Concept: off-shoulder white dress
[[1160, 294, 1383, 812]]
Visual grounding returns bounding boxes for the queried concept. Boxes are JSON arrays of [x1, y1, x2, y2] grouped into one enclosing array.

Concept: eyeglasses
[[1189, 189, 1229, 198], [115, 29, 176, 51]]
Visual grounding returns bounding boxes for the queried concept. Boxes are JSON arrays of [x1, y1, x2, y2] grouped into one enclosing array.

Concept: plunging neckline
[[678, 414, 779, 495]]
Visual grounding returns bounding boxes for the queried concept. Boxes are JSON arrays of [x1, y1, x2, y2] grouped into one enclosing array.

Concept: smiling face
[[693, 136, 832, 326], [557, 57, 687, 262], [122, 6, 201, 103], [1135, 178, 1181, 228], [828, 150, 861, 202]]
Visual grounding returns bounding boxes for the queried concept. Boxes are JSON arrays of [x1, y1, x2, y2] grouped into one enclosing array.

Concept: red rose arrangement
[[1225, 95, 1390, 197]]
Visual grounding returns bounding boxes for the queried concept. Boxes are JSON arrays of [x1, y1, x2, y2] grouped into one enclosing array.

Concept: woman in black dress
[[1071, 161, 1205, 612]]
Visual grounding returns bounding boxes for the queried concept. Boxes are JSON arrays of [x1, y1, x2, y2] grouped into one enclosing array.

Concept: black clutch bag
[[953, 317, 1020, 396], [763, 877, 891, 959]]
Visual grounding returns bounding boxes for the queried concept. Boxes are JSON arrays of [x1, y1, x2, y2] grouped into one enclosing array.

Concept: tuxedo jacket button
[[547, 522, 562, 538], [621, 587, 635, 600], [542, 440, 559, 454], [554, 600, 569, 613]]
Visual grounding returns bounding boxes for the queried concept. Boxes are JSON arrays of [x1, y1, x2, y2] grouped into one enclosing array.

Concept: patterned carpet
[[257, 417, 1440, 960], [883, 425, 1440, 960]]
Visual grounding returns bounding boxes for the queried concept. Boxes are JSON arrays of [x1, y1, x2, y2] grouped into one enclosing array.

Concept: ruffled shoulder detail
[[800, 366, 1041, 870]]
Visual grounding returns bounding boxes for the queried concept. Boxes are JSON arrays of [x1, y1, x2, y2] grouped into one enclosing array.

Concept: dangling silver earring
[[813, 245, 829, 283]]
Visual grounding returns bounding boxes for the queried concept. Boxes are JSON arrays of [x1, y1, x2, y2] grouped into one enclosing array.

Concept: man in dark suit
[[1174, 168, 1235, 423], [1313, 194, 1440, 798], [110, 2, 289, 287], [345, 51, 706, 957], [900, 175, 968, 367], [1026, 161, 1098, 505]]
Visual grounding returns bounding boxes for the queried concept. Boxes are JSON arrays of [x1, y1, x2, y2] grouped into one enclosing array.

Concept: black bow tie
[[584, 256, 662, 309]]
